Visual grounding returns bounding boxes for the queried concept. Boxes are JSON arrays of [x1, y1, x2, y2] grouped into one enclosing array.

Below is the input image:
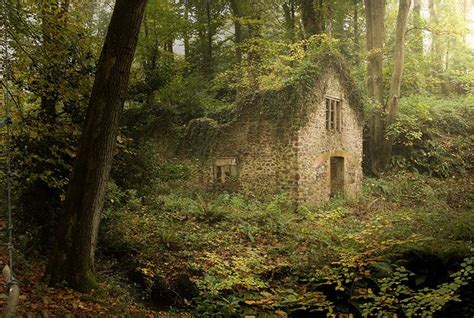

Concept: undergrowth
[[100, 172, 474, 317]]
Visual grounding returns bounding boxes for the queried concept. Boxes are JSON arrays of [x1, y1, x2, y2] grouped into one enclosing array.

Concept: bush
[[389, 95, 474, 177]]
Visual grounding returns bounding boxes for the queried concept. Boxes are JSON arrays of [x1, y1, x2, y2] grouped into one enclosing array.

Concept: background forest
[[1, 0, 473, 316]]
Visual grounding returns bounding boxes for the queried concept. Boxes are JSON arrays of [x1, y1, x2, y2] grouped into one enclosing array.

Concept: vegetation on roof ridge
[[234, 45, 365, 129]]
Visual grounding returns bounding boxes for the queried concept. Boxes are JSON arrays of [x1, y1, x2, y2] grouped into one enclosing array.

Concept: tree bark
[[301, 0, 319, 37], [183, 0, 190, 62], [412, 0, 423, 55], [229, 0, 243, 63], [282, 0, 296, 42], [353, 0, 361, 58], [378, 0, 411, 168], [205, 0, 212, 74], [429, 0, 441, 69], [364, 0, 385, 174], [327, 1, 333, 37], [39, 0, 69, 123], [45, 0, 148, 292]]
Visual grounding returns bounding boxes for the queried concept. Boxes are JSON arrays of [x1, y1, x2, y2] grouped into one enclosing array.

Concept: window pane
[[339, 101, 342, 130], [330, 100, 335, 129], [336, 101, 341, 131], [325, 98, 330, 130]]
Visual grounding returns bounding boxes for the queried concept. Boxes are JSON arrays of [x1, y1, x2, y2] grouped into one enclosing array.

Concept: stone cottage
[[181, 51, 364, 206]]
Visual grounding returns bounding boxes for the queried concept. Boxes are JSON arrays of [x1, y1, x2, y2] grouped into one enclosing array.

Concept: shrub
[[390, 95, 474, 177]]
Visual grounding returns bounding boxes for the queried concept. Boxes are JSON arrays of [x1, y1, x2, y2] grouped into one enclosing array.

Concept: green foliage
[[10, 117, 80, 248], [99, 171, 473, 315], [223, 36, 364, 121], [359, 256, 474, 316], [112, 140, 190, 196], [388, 95, 474, 177]]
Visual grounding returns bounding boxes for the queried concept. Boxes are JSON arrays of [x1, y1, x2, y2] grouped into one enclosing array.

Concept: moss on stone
[[179, 117, 219, 158]]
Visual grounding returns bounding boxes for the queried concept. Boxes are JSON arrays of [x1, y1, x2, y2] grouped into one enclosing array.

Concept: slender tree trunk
[[429, 0, 441, 69], [462, 0, 470, 45], [164, 39, 174, 54], [378, 0, 411, 168], [412, 0, 423, 55], [205, 0, 212, 74], [40, 0, 69, 123], [327, 1, 333, 37], [196, 0, 213, 76], [283, 0, 296, 42], [353, 0, 360, 55], [229, 0, 243, 63], [315, 0, 325, 34], [45, 0, 148, 292], [364, 0, 385, 174], [247, 4, 262, 88], [183, 0, 190, 62]]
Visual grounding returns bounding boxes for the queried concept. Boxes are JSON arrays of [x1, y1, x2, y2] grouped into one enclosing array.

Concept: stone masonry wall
[[296, 72, 363, 206], [198, 68, 363, 206], [212, 111, 298, 198]]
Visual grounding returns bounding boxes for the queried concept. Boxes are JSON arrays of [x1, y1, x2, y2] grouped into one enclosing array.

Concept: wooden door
[[330, 156, 345, 197]]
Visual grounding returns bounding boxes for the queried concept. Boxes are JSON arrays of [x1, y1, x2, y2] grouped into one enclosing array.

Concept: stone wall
[[185, 67, 363, 206], [296, 72, 363, 205], [212, 109, 298, 198]]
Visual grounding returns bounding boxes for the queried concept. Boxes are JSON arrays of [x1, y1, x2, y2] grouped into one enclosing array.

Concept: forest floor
[[0, 172, 472, 316], [0, 219, 190, 317], [98, 172, 473, 316]]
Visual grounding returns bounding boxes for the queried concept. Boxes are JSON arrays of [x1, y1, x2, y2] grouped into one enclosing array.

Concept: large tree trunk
[[300, 0, 318, 37], [378, 0, 411, 168], [364, 0, 385, 174], [45, 0, 148, 292]]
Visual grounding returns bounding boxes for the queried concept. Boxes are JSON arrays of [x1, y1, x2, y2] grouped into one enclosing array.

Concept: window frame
[[325, 96, 342, 132], [213, 158, 237, 183]]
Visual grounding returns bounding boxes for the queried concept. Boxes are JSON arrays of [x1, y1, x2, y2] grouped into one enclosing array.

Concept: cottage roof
[[180, 49, 365, 157], [235, 49, 364, 128]]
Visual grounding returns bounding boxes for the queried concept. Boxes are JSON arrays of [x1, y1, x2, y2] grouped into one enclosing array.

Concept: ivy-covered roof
[[235, 49, 364, 128], [180, 49, 365, 157]]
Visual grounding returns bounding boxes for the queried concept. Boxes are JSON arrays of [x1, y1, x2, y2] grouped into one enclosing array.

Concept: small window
[[213, 158, 237, 183], [325, 96, 342, 132]]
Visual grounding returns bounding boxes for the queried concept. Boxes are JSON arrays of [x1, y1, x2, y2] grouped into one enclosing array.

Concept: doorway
[[330, 156, 344, 197]]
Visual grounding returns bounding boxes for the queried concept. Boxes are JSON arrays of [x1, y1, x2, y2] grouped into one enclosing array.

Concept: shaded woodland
[[0, 0, 473, 316]]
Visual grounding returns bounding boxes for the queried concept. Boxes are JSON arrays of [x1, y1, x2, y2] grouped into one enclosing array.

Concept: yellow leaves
[[244, 291, 277, 306], [138, 266, 155, 278], [71, 300, 87, 310], [244, 299, 271, 306]]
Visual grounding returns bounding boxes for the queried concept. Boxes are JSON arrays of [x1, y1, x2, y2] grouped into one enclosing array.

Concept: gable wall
[[296, 72, 363, 205]]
